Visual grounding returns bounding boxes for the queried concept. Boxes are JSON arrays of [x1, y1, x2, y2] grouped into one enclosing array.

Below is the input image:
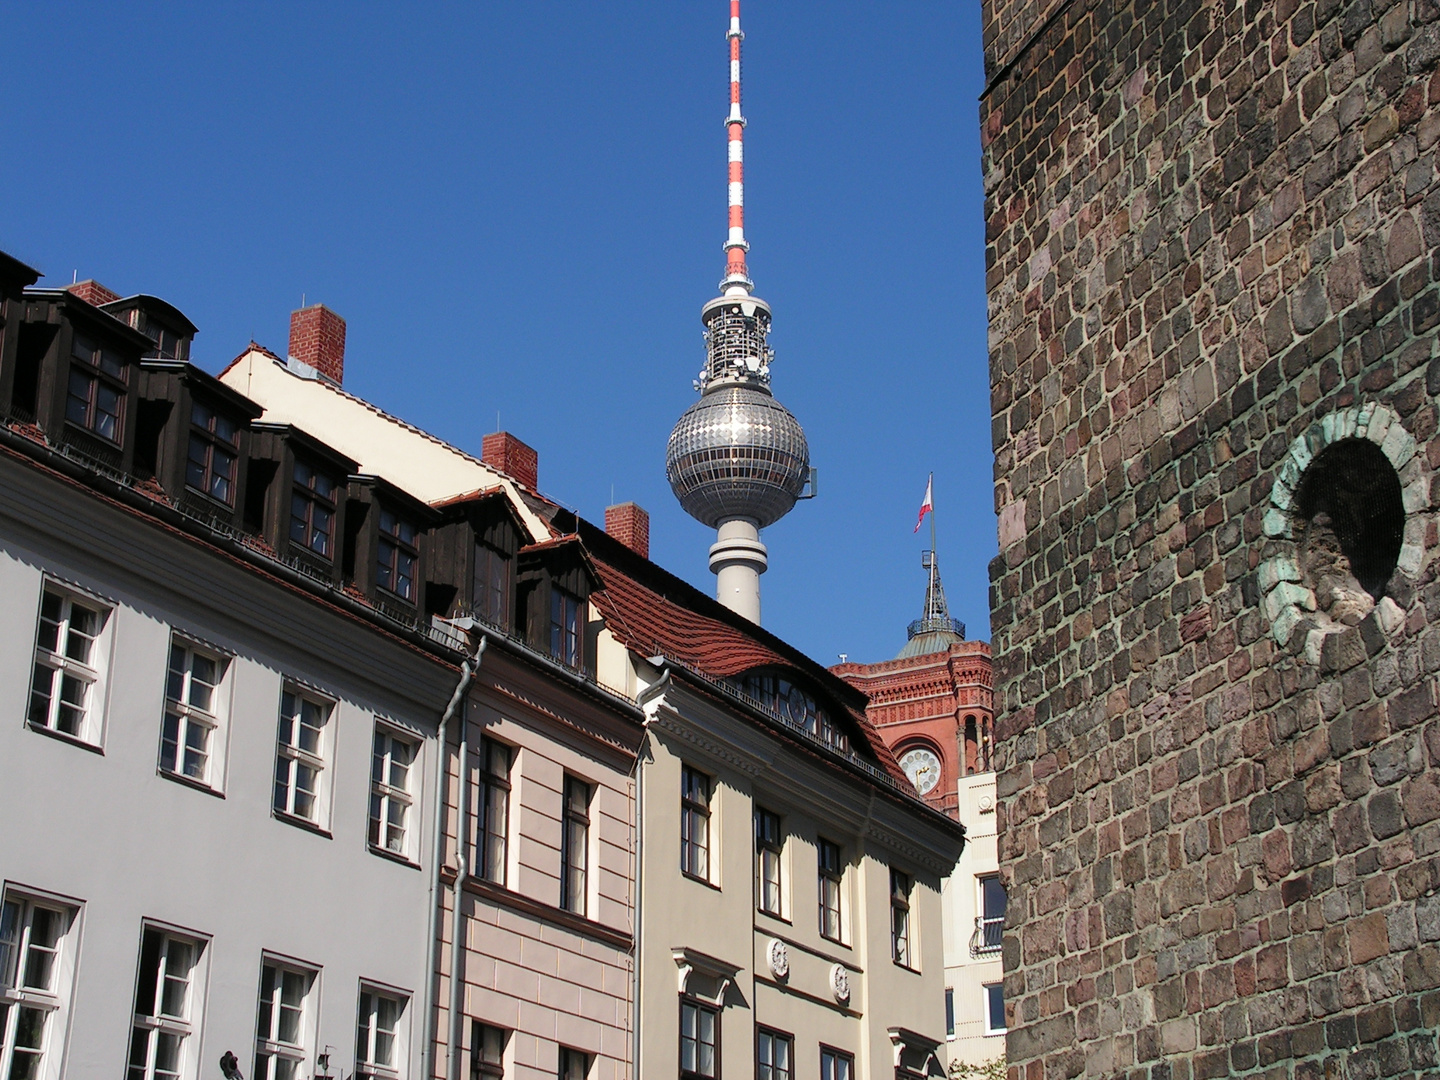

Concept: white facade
[[941, 772, 1004, 1068], [0, 451, 450, 1079]]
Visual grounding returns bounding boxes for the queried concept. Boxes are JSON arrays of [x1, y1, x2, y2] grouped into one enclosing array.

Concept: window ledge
[[28, 722, 104, 755], [893, 960, 921, 974], [819, 933, 851, 951], [158, 768, 225, 799], [272, 809, 332, 839], [756, 908, 791, 926], [368, 844, 421, 870], [682, 870, 721, 892]]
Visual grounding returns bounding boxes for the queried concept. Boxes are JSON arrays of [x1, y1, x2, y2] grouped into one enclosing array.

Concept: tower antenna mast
[[723, 0, 751, 295], [666, 1, 812, 624]]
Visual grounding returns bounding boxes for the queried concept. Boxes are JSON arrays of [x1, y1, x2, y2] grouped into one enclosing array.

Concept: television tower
[[665, 0, 811, 624]]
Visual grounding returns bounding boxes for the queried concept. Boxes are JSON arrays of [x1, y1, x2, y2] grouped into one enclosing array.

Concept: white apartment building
[[940, 774, 1005, 1067]]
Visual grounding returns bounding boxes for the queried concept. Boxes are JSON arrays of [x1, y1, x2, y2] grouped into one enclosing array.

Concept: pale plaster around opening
[[1258, 403, 1431, 666]]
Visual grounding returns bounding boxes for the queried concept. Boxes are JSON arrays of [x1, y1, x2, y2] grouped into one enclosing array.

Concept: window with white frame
[[983, 982, 1006, 1035], [254, 960, 317, 1080], [0, 890, 80, 1080], [977, 874, 1006, 955], [370, 727, 418, 859], [355, 986, 407, 1079], [161, 640, 229, 786], [28, 585, 110, 743], [273, 686, 333, 826], [127, 925, 208, 1080]]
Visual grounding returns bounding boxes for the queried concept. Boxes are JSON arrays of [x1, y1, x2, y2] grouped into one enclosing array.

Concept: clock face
[[899, 748, 942, 795]]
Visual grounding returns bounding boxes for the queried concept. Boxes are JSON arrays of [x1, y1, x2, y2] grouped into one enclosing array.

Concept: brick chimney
[[68, 280, 121, 307], [482, 432, 538, 491], [289, 304, 346, 385], [605, 502, 650, 559]]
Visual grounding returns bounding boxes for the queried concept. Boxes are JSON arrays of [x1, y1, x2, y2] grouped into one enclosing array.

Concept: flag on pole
[[914, 474, 934, 533]]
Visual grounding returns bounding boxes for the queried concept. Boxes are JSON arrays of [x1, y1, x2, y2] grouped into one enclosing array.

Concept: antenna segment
[[723, 0, 751, 295]]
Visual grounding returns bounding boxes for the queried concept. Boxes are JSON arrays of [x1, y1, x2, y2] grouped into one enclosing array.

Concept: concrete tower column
[[709, 517, 767, 623]]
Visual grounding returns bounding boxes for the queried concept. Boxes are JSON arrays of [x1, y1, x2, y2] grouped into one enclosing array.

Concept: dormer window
[[186, 402, 239, 506], [473, 540, 511, 628], [736, 672, 850, 753], [290, 460, 336, 558], [550, 586, 584, 668], [66, 333, 127, 443], [377, 509, 418, 602]]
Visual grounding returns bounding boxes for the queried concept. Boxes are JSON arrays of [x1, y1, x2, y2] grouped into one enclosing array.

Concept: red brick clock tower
[[831, 553, 993, 820]]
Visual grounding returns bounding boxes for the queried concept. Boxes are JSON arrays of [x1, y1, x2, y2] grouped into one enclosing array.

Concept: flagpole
[[928, 472, 937, 618]]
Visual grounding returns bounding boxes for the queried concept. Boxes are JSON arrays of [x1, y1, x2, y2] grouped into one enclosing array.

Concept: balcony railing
[[970, 916, 1003, 957]]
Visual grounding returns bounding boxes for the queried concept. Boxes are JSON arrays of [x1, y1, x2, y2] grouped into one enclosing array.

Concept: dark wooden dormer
[[0, 253, 41, 412], [343, 475, 439, 618], [246, 423, 357, 583], [425, 489, 524, 633], [101, 295, 197, 362], [135, 361, 264, 530], [5, 289, 155, 472], [517, 536, 599, 676]]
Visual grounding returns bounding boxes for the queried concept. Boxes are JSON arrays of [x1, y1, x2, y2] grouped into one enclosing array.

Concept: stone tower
[[981, 0, 1440, 1075]]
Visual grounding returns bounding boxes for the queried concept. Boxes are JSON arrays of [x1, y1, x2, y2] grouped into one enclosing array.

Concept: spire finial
[[722, 0, 752, 296]]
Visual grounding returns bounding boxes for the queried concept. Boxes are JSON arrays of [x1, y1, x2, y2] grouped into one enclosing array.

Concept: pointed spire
[[899, 549, 966, 658], [722, 0, 752, 296]]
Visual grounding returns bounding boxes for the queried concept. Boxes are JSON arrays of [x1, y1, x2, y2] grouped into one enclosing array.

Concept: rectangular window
[[476, 739, 511, 885], [370, 727, 418, 858], [127, 926, 206, 1080], [680, 766, 711, 882], [945, 987, 955, 1038], [557, 1048, 587, 1080], [560, 776, 590, 916], [66, 332, 127, 443], [978, 874, 1006, 954], [289, 460, 336, 559], [756, 1028, 792, 1080], [355, 987, 406, 1079], [377, 510, 418, 602], [473, 543, 511, 629], [29, 585, 109, 743], [0, 892, 79, 1080], [274, 686, 332, 825], [819, 1047, 852, 1080], [817, 840, 843, 943], [679, 999, 717, 1079], [162, 639, 229, 786], [891, 868, 912, 968], [549, 588, 584, 668], [470, 1022, 506, 1080], [186, 401, 239, 506], [754, 808, 782, 917], [254, 961, 317, 1080], [984, 983, 1006, 1035]]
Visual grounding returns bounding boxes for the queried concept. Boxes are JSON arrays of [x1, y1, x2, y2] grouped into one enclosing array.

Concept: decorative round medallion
[[978, 793, 994, 813], [898, 747, 942, 795], [829, 963, 850, 1004], [767, 938, 789, 980]]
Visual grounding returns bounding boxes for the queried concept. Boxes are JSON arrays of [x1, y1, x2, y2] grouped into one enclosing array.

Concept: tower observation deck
[[665, 0, 811, 624]]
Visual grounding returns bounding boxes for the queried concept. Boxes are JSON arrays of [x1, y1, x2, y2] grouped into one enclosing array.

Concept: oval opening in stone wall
[[1292, 438, 1404, 609]]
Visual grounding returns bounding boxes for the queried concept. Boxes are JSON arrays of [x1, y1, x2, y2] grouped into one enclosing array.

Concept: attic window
[[735, 672, 849, 753], [1293, 438, 1404, 618]]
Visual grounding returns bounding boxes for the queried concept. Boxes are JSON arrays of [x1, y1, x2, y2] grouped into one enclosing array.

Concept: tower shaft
[[724, 0, 750, 294]]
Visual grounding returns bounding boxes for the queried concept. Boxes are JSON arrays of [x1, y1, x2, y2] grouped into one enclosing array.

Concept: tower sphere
[[666, 383, 810, 528]]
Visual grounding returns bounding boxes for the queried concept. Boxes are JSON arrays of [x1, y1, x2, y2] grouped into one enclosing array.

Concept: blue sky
[[2, 2, 993, 665]]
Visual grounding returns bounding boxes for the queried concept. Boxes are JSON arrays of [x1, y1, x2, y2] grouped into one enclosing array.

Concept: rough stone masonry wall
[[980, 0, 1440, 1076]]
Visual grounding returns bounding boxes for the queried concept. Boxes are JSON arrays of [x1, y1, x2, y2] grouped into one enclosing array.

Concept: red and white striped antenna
[[722, 0, 753, 296]]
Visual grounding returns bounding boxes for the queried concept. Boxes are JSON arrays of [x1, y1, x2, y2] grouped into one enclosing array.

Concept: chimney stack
[[289, 304, 346, 385], [605, 503, 650, 560], [68, 280, 121, 307], [481, 432, 538, 491]]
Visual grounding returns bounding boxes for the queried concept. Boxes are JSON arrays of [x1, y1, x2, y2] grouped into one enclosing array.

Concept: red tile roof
[[586, 547, 909, 787]]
